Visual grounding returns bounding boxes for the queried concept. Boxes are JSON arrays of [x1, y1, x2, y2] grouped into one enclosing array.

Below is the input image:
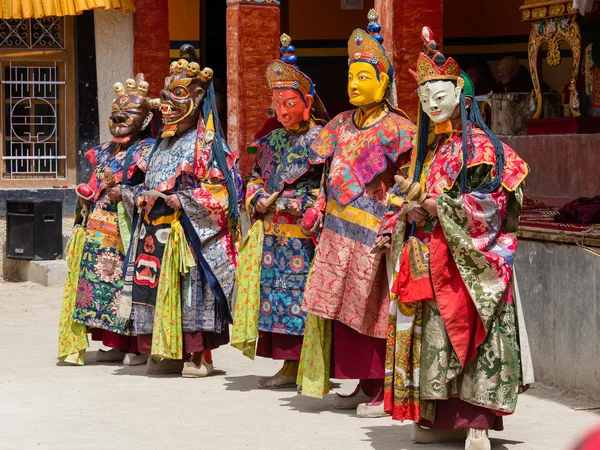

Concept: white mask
[[419, 80, 462, 123]]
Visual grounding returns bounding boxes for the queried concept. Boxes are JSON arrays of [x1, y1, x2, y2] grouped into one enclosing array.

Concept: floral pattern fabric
[[57, 226, 89, 365], [132, 118, 239, 342], [309, 110, 415, 206], [296, 313, 332, 399], [230, 220, 264, 359], [72, 139, 153, 335], [251, 126, 325, 194], [239, 126, 324, 340], [301, 112, 416, 338], [151, 218, 195, 360]]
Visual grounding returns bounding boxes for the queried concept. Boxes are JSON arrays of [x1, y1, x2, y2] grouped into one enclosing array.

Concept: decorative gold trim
[[527, 14, 581, 118], [166, 78, 192, 90]]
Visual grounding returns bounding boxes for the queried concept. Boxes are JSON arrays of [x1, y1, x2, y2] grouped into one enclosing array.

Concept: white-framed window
[[0, 17, 75, 185]]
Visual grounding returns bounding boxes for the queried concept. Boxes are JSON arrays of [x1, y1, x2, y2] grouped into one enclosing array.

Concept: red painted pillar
[[226, 0, 280, 178], [375, 0, 443, 121], [133, 0, 170, 98]]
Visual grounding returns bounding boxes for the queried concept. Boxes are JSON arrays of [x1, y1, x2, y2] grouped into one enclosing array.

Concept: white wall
[[93, 9, 134, 144]]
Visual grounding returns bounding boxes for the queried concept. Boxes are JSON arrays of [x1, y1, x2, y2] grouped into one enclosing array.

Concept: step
[[20, 259, 67, 287]]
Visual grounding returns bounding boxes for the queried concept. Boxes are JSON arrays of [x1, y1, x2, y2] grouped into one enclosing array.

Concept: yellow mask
[[347, 62, 389, 106]]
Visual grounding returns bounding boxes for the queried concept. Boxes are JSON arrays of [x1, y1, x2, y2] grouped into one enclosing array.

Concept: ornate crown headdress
[[347, 9, 393, 79], [266, 34, 315, 98], [409, 27, 462, 87], [112, 73, 159, 110]]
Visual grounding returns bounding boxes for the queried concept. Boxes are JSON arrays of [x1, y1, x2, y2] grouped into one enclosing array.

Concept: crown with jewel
[[409, 26, 462, 86], [266, 34, 315, 98], [347, 9, 393, 79]]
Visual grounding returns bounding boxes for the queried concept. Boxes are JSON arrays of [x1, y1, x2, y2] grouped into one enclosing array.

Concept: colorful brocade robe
[[243, 126, 325, 337], [301, 109, 416, 339], [72, 138, 154, 335], [131, 119, 240, 340], [384, 126, 530, 422]]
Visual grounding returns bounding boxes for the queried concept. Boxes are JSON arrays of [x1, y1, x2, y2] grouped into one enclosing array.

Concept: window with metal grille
[[0, 17, 74, 184]]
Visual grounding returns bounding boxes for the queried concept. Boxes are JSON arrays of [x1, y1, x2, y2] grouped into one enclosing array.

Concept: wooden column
[[133, 0, 170, 98], [375, 0, 443, 121], [226, 0, 280, 177]]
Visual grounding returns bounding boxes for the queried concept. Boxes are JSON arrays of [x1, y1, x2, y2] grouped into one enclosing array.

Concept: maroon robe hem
[[419, 397, 504, 431], [136, 327, 230, 357], [256, 332, 303, 360], [91, 329, 138, 353], [330, 321, 386, 380]]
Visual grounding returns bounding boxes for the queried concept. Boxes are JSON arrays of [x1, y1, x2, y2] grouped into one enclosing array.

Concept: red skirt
[[419, 398, 504, 431], [91, 329, 138, 353], [256, 332, 303, 361], [330, 321, 386, 380], [136, 327, 230, 356]]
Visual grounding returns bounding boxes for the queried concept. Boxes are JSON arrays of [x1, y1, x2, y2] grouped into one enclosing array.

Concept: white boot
[[182, 353, 214, 378], [95, 348, 126, 362], [122, 353, 149, 366], [465, 429, 491, 450], [333, 384, 371, 410], [146, 356, 184, 374], [356, 384, 387, 418]]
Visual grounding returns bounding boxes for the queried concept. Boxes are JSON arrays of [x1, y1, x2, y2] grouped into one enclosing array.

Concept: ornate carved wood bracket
[[520, 0, 598, 118]]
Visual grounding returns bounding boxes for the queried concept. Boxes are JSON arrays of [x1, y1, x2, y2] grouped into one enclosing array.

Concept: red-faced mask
[[271, 89, 313, 129]]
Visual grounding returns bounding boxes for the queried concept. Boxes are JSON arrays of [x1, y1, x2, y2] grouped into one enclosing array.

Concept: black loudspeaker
[[6, 200, 63, 260]]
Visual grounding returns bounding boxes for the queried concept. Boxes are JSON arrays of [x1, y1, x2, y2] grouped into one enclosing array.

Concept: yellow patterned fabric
[[0, 0, 134, 19], [296, 313, 332, 399], [230, 220, 264, 360], [151, 218, 195, 360], [57, 226, 89, 366]]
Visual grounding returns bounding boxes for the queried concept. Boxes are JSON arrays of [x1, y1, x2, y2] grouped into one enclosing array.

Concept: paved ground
[[0, 282, 599, 450]]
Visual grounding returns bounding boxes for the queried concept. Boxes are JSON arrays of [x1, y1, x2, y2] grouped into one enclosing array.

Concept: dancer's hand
[[107, 186, 122, 203], [420, 194, 438, 217], [165, 194, 182, 210], [371, 235, 391, 254], [405, 204, 428, 223], [288, 201, 302, 217], [78, 197, 91, 208], [256, 198, 269, 214]]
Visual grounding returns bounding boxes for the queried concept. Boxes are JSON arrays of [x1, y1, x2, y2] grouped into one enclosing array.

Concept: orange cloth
[[0, 0, 134, 19]]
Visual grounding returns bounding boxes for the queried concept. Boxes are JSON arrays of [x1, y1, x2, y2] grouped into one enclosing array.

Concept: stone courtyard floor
[[0, 282, 599, 449]]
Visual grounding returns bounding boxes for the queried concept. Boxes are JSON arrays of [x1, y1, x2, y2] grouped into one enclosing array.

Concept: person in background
[[496, 56, 534, 93], [465, 57, 500, 95]]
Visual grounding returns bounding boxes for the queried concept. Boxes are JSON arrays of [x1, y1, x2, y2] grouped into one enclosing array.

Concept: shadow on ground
[[279, 393, 365, 417], [363, 425, 523, 450], [224, 375, 269, 392], [522, 385, 600, 416]]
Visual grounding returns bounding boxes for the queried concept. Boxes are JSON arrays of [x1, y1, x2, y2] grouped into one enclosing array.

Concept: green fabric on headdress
[[461, 73, 474, 98]]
